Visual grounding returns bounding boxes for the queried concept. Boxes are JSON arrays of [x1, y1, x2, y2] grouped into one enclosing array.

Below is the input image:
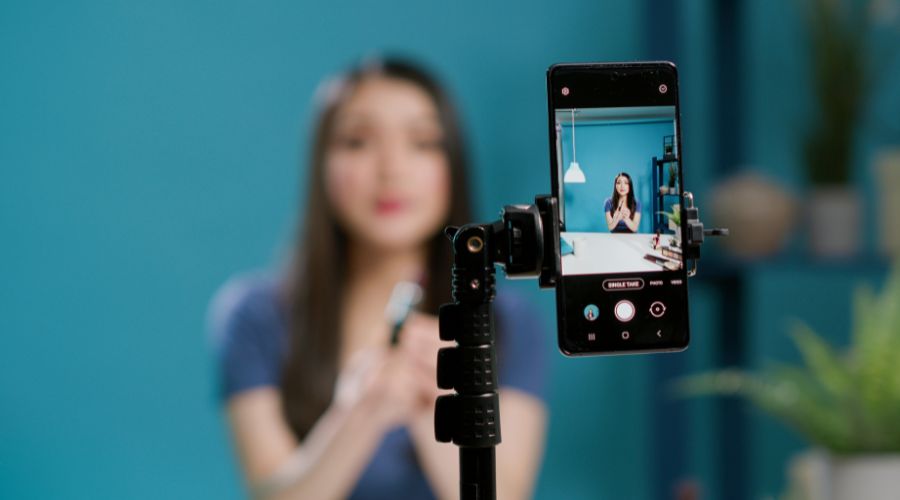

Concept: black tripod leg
[[460, 448, 496, 500]]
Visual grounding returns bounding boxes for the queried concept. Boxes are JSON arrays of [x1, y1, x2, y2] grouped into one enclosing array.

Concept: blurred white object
[[832, 455, 900, 500], [808, 186, 862, 258], [788, 451, 900, 500], [564, 160, 586, 183], [564, 109, 586, 184], [709, 172, 796, 258], [875, 149, 900, 257], [385, 282, 423, 325], [572, 237, 586, 256]]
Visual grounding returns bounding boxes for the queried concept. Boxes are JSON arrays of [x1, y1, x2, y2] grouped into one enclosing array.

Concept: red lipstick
[[375, 199, 406, 215]]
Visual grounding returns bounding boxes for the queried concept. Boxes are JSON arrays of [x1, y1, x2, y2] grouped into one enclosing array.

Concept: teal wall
[[0, 1, 651, 499], [3, 1, 896, 499]]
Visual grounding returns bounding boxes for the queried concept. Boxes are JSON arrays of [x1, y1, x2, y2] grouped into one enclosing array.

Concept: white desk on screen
[[561, 232, 676, 275]]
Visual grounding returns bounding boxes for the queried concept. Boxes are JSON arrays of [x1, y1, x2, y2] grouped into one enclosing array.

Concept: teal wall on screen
[[560, 120, 673, 234], [0, 1, 661, 499]]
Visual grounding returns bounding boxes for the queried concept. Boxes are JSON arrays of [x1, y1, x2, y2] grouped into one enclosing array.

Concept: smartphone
[[547, 62, 690, 356]]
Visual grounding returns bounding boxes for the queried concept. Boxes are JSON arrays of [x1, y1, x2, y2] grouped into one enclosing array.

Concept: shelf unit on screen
[[652, 135, 680, 233]]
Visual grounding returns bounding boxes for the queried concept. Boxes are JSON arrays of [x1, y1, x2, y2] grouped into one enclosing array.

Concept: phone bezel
[[546, 61, 690, 356]]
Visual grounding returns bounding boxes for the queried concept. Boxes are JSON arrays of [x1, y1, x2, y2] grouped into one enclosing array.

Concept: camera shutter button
[[614, 300, 635, 322]]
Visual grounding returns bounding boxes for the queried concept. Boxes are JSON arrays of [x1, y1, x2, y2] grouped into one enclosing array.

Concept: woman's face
[[324, 76, 451, 252], [615, 175, 631, 196]]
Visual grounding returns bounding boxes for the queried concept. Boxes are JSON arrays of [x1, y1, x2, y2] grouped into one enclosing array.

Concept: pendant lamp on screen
[[563, 108, 586, 183]]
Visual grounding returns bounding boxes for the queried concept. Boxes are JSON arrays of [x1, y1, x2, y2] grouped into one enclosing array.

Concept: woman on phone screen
[[604, 172, 641, 233], [208, 57, 547, 500]]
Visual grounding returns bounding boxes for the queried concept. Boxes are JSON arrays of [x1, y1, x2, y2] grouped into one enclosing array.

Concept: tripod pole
[[460, 448, 496, 499], [435, 222, 502, 500]]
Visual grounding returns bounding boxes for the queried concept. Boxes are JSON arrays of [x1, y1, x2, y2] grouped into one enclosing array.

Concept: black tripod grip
[[439, 303, 493, 344], [434, 393, 501, 447], [437, 345, 497, 393]]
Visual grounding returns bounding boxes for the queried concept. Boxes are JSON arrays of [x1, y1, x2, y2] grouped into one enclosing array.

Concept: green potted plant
[[658, 204, 681, 243], [677, 263, 900, 499], [800, 0, 894, 257], [667, 163, 678, 194]]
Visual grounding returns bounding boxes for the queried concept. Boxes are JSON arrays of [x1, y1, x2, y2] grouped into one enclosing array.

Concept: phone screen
[[547, 62, 689, 355]]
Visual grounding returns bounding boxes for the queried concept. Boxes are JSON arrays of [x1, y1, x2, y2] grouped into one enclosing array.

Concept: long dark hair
[[610, 172, 636, 219], [278, 58, 473, 440]]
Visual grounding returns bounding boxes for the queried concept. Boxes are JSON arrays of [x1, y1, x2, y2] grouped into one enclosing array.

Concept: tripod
[[433, 193, 724, 500]]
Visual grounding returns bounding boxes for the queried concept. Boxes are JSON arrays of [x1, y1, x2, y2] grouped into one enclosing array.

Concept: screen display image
[[556, 105, 684, 275]]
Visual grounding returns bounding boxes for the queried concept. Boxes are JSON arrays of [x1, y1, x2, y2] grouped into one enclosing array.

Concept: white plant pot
[[808, 187, 862, 258], [668, 219, 681, 245], [572, 237, 586, 257], [788, 451, 900, 500], [874, 149, 900, 257], [832, 455, 900, 500]]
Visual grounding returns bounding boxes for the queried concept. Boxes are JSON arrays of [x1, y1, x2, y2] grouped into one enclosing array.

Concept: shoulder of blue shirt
[[207, 271, 282, 355]]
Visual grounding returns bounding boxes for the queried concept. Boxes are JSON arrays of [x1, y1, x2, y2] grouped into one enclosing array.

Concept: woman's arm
[[623, 210, 640, 232], [408, 401, 457, 500], [227, 388, 383, 500], [606, 208, 621, 231], [227, 348, 421, 500]]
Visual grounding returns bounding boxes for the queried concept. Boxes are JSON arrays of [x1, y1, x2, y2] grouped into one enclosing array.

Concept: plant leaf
[[789, 322, 852, 402]]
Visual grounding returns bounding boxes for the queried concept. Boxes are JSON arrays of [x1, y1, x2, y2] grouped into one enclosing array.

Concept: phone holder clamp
[[682, 191, 729, 276]]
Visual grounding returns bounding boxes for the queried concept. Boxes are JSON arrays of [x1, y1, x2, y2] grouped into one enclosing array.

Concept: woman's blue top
[[208, 274, 548, 500], [604, 198, 642, 233]]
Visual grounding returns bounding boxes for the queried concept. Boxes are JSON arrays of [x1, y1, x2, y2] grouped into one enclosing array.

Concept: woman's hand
[[620, 205, 631, 219], [623, 208, 640, 232], [228, 347, 421, 500], [334, 345, 424, 431], [606, 205, 620, 231], [226, 317, 452, 500], [333, 313, 449, 429], [397, 313, 453, 407]]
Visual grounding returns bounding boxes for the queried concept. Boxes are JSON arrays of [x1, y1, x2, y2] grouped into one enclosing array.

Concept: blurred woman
[[605, 172, 641, 233], [209, 58, 547, 500]]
